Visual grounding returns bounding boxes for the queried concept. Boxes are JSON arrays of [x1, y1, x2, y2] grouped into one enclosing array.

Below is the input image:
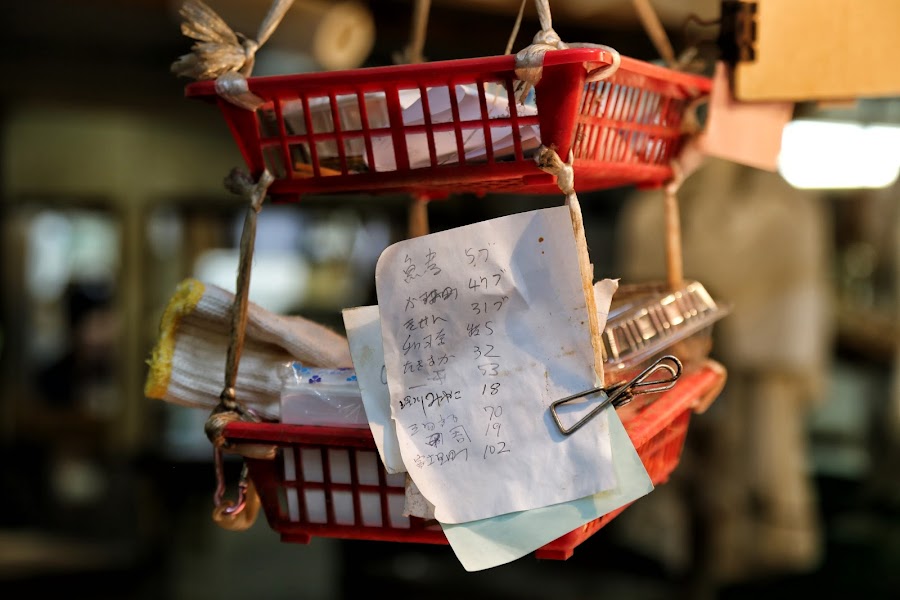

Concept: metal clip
[[549, 355, 683, 435]]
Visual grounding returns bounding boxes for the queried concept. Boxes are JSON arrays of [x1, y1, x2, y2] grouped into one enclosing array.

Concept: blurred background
[[2, 0, 900, 598]]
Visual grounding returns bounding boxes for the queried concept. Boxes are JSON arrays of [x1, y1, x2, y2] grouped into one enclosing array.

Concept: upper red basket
[[186, 48, 711, 202]]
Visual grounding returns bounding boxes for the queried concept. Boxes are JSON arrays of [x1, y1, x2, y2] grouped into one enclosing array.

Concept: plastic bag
[[280, 362, 369, 427]]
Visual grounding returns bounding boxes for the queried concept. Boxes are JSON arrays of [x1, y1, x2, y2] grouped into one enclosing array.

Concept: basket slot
[[356, 90, 377, 172], [574, 76, 690, 169], [300, 96, 322, 178], [385, 87, 411, 171], [282, 444, 411, 530], [573, 80, 602, 160], [327, 95, 349, 175], [638, 410, 690, 482], [610, 86, 633, 162], [273, 98, 293, 179], [624, 88, 647, 163], [417, 83, 438, 167], [503, 77, 524, 161], [475, 80, 494, 163], [611, 85, 633, 162], [447, 83, 467, 167]]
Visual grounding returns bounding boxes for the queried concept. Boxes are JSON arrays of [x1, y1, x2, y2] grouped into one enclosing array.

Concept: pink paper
[[699, 61, 794, 172]]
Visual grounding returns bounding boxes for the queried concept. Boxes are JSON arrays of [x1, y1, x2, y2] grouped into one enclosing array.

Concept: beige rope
[[171, 0, 295, 109], [204, 167, 274, 446], [663, 165, 684, 292], [201, 167, 278, 525], [504, 0, 528, 56], [513, 0, 621, 104], [407, 195, 431, 239], [394, 0, 431, 65], [627, 0, 706, 292], [663, 119, 708, 292], [630, 0, 677, 69], [535, 145, 605, 386]]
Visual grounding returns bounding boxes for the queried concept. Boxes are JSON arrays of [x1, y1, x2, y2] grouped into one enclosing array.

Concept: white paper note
[[375, 206, 616, 524], [369, 84, 542, 171], [441, 405, 653, 571], [341, 305, 406, 474]]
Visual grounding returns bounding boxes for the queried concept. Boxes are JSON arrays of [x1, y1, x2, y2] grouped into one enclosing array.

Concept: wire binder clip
[[550, 355, 683, 435]]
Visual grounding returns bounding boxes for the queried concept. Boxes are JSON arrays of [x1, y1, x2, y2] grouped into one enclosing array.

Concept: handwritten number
[[483, 442, 510, 459], [465, 247, 489, 265], [478, 363, 500, 376], [481, 383, 500, 396], [484, 405, 503, 419]]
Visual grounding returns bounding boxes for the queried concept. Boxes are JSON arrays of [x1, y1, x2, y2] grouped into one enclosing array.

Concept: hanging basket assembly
[[163, 0, 727, 563]]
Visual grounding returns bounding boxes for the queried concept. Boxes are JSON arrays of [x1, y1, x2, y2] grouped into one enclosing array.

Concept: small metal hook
[[214, 446, 250, 515], [550, 355, 683, 435]]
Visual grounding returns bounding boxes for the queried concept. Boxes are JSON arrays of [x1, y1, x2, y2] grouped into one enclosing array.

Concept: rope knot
[[224, 167, 274, 211], [171, 0, 295, 110], [205, 405, 244, 448], [219, 386, 239, 410], [512, 1, 620, 104], [531, 27, 565, 49], [535, 145, 575, 197], [239, 36, 260, 75]]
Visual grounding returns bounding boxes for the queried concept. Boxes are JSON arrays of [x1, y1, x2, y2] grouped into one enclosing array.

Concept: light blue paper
[[440, 405, 653, 571]]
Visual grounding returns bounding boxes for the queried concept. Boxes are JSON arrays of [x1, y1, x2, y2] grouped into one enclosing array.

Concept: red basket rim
[[185, 48, 711, 101], [223, 364, 724, 448]]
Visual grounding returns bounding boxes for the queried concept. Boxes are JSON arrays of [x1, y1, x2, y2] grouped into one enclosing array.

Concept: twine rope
[[664, 161, 685, 291], [204, 167, 274, 450], [395, 0, 431, 65], [504, 0, 528, 56], [630, 0, 677, 69], [171, 0, 295, 109], [513, 0, 621, 104], [535, 145, 605, 386], [202, 167, 277, 524]]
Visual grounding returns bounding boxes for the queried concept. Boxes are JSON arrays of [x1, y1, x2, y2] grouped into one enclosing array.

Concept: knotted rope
[[626, 0, 710, 291], [171, 0, 295, 110], [394, 0, 431, 65], [203, 167, 277, 528], [535, 145, 605, 386], [204, 167, 275, 450], [513, 0, 622, 104]]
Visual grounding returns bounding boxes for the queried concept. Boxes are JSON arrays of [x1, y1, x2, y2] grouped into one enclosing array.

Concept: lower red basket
[[224, 363, 725, 560]]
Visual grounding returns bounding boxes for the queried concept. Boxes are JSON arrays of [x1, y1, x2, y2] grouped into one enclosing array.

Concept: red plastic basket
[[223, 363, 725, 561], [186, 48, 710, 202]]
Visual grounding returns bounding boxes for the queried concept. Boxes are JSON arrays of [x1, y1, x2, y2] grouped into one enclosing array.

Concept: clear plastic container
[[601, 280, 729, 410]]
